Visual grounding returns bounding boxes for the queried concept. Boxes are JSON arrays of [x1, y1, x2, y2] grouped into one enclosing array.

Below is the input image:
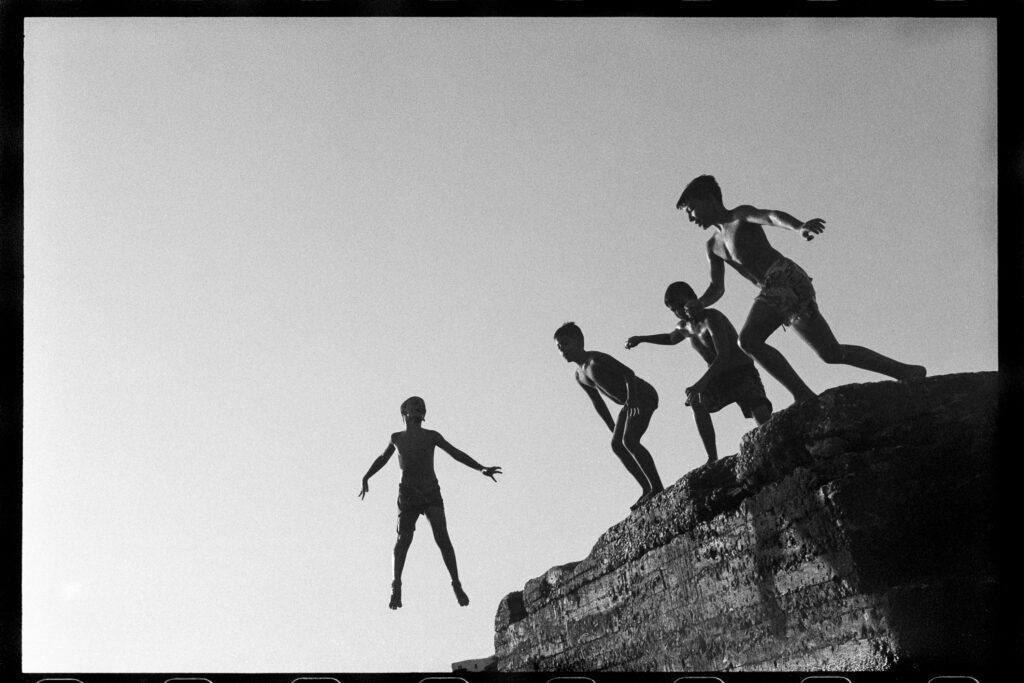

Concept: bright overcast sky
[[22, 17, 996, 673]]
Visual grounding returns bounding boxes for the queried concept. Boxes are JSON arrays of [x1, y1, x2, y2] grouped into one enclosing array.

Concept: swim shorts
[[396, 481, 444, 534], [696, 363, 772, 418], [623, 378, 659, 412], [755, 257, 820, 327]]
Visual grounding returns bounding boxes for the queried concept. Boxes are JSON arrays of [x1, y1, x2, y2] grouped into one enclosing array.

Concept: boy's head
[[676, 175, 723, 228], [400, 396, 426, 421], [553, 321, 585, 362], [664, 281, 699, 320]]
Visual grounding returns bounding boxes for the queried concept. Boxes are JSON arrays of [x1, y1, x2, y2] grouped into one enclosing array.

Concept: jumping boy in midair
[[359, 396, 501, 610], [676, 175, 926, 404], [554, 322, 665, 510], [626, 281, 772, 464]]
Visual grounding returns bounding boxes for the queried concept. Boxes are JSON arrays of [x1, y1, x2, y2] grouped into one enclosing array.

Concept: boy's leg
[[391, 527, 414, 609], [611, 409, 656, 495], [752, 403, 772, 426], [690, 401, 718, 462], [622, 406, 664, 492], [791, 312, 927, 380], [739, 301, 816, 402], [425, 506, 469, 606]]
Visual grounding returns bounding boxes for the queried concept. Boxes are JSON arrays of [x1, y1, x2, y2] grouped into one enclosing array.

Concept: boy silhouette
[[626, 281, 772, 463], [359, 396, 501, 610], [554, 322, 665, 510], [676, 175, 925, 403]]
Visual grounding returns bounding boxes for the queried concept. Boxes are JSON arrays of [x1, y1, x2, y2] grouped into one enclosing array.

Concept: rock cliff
[[484, 372, 1000, 672]]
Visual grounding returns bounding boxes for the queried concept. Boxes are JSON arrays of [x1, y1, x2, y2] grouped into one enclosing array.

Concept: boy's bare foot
[[389, 581, 402, 610], [452, 580, 469, 606]]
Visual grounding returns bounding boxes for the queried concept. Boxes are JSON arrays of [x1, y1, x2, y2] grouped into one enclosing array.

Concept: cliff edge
[[484, 372, 1000, 672]]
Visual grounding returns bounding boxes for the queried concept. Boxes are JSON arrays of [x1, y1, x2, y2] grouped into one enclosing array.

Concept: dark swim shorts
[[396, 481, 444, 534], [697, 363, 772, 418], [755, 257, 820, 327]]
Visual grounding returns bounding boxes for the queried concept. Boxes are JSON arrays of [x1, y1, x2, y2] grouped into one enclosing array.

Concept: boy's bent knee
[[817, 345, 845, 364], [737, 334, 763, 358], [622, 435, 643, 452]]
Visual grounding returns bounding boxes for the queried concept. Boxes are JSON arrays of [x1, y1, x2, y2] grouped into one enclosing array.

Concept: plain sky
[[22, 17, 996, 673]]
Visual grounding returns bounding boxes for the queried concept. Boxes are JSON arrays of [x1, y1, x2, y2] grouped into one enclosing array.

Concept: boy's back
[[392, 428, 440, 487], [682, 308, 755, 372], [575, 350, 656, 405]]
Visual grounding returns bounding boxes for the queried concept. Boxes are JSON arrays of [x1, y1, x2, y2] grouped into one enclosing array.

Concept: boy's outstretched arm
[[359, 443, 395, 499], [435, 433, 502, 482], [578, 380, 616, 432], [625, 331, 684, 349], [736, 205, 826, 241], [688, 246, 726, 316]]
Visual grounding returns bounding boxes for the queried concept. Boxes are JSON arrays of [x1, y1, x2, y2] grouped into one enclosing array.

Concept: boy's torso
[[679, 312, 753, 372], [709, 218, 786, 285], [392, 429, 439, 485], [577, 352, 652, 405]]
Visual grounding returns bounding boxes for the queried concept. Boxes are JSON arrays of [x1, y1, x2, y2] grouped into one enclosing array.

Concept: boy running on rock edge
[[676, 174, 925, 404]]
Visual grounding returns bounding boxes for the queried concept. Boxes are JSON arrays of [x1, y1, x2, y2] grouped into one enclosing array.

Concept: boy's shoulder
[[391, 428, 441, 441], [590, 348, 625, 365], [730, 204, 759, 221], [702, 306, 737, 327]]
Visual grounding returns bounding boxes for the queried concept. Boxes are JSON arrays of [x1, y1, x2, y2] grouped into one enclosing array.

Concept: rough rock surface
[[488, 372, 998, 672]]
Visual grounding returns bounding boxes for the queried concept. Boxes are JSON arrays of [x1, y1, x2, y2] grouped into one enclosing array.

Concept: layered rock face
[[491, 372, 999, 672]]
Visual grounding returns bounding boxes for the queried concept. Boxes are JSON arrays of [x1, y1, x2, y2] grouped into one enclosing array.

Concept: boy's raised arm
[[435, 433, 502, 481], [625, 330, 684, 349], [359, 442, 395, 499], [736, 205, 826, 241], [689, 244, 726, 315]]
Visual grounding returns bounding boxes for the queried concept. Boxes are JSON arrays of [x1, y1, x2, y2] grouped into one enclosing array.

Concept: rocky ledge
[[479, 372, 1000, 673]]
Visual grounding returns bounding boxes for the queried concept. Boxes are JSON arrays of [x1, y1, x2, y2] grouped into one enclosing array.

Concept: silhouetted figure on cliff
[[359, 396, 501, 610], [676, 175, 926, 405], [554, 322, 665, 510], [627, 281, 772, 463]]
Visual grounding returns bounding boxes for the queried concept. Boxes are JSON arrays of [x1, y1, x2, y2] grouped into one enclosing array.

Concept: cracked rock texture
[[490, 372, 998, 672]]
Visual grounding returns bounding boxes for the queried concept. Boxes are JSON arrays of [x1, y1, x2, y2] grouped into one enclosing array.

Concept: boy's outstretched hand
[[481, 466, 502, 482], [800, 218, 826, 240], [625, 337, 641, 349], [358, 479, 369, 499]]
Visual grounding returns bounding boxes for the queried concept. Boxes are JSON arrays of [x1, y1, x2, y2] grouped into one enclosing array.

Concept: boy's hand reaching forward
[[799, 218, 826, 240], [481, 466, 502, 482], [359, 479, 369, 499], [625, 337, 642, 349]]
